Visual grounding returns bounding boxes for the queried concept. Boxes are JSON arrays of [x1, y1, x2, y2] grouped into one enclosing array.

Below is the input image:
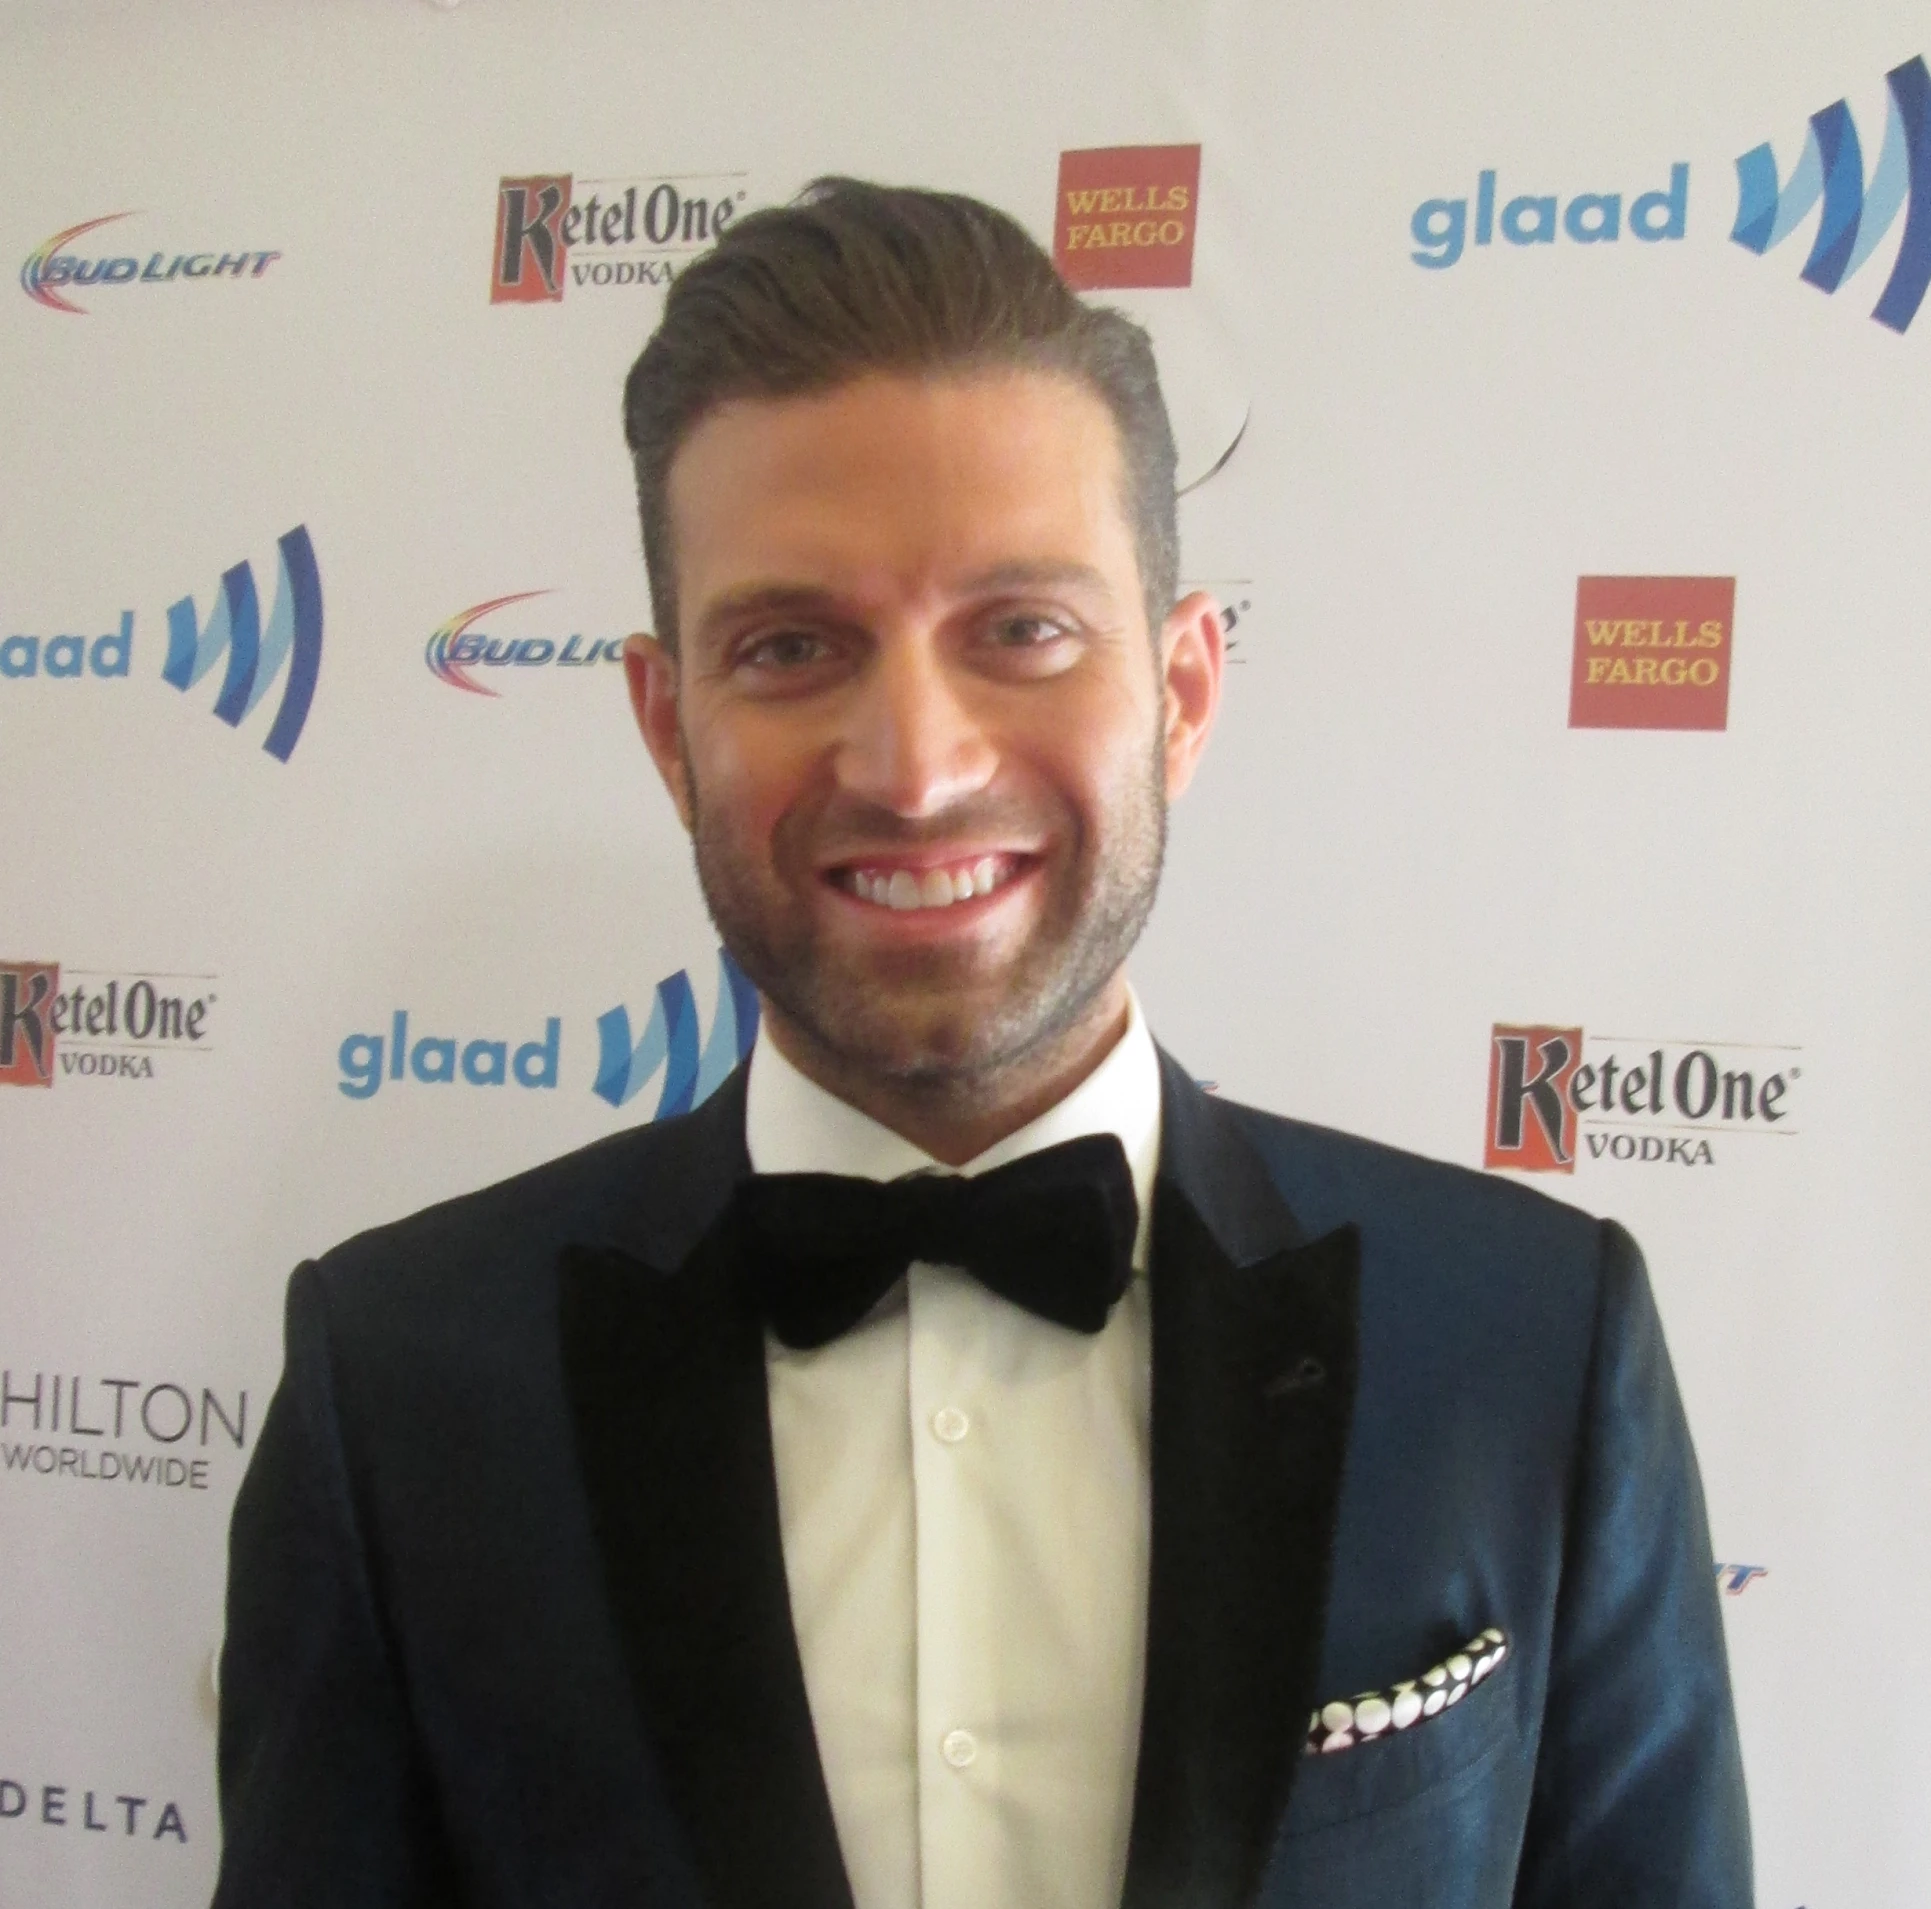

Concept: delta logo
[[490, 171, 749, 304], [3, 525, 323, 761], [0, 963, 217, 1088], [1054, 145, 1201, 290], [1483, 1024, 1801, 1172], [20, 212, 282, 315], [1569, 576, 1735, 731], [425, 591, 626, 695]]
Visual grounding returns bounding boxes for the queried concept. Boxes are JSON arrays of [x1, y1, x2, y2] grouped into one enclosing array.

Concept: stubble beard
[[683, 737, 1167, 1114]]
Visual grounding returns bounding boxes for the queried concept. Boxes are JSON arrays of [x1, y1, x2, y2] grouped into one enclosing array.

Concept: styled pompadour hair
[[621, 176, 1179, 648]]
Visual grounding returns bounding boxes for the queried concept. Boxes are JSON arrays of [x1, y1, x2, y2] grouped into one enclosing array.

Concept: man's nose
[[833, 636, 998, 819]]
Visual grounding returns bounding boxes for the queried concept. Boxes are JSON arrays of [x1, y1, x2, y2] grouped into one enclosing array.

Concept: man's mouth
[[829, 853, 1028, 913]]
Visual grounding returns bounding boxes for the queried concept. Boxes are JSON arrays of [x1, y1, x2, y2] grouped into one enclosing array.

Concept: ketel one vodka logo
[[490, 172, 749, 303], [0, 962, 216, 1087], [1484, 1024, 1800, 1172]]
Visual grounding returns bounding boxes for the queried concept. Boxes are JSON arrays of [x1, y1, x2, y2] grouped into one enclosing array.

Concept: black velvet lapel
[[557, 1071, 855, 1909], [1121, 1055, 1361, 1909]]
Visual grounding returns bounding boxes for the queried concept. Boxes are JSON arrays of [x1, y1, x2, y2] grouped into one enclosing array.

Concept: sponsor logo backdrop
[[3, 3, 1927, 1904]]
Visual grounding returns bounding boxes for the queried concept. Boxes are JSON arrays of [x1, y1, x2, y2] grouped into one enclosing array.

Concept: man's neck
[[758, 979, 1134, 1167]]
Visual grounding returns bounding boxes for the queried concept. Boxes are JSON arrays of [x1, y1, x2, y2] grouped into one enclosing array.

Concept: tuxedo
[[212, 1053, 1750, 1907]]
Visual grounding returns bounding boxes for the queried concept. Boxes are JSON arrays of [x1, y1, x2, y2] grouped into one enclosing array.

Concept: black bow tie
[[730, 1132, 1138, 1350]]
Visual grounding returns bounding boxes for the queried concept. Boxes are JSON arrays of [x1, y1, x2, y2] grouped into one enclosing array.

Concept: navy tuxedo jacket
[[213, 1055, 1751, 1907]]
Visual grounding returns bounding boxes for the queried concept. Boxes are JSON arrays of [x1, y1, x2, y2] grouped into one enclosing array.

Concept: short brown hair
[[621, 177, 1178, 650]]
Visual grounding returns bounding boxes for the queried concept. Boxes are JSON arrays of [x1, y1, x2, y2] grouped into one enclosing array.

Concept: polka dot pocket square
[[1303, 1628, 1509, 1756]]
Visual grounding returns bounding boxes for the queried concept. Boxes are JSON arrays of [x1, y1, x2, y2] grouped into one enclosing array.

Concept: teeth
[[848, 858, 1011, 910]]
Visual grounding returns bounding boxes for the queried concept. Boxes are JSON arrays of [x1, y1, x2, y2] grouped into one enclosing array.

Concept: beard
[[683, 735, 1167, 1100]]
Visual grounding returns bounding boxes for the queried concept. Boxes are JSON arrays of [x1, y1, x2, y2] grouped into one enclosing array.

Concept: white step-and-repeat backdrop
[[4, 1, 1927, 1902]]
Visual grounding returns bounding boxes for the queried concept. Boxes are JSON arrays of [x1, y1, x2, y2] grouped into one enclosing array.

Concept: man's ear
[[623, 633, 694, 832], [1157, 590, 1225, 801]]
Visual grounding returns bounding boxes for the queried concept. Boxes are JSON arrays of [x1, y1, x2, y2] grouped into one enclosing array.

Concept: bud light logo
[[595, 947, 759, 1113], [1731, 54, 1931, 333], [162, 526, 322, 761], [20, 211, 283, 315], [425, 592, 626, 695], [1484, 1024, 1801, 1172]]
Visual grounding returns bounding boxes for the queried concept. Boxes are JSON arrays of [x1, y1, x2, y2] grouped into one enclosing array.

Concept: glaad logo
[[491, 171, 749, 303], [2, 1367, 250, 1493], [0, 613, 132, 682], [595, 947, 759, 1114], [163, 526, 322, 761], [338, 1013, 560, 1100], [1413, 165, 1688, 268], [1714, 1563, 1769, 1595], [0, 962, 217, 1087], [20, 210, 282, 315], [1483, 1024, 1801, 1172], [1732, 55, 1931, 333], [425, 591, 627, 695]]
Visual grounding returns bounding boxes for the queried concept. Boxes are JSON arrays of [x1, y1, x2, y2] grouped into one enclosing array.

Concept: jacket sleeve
[[1513, 1220, 1752, 1906], [212, 1261, 460, 1907]]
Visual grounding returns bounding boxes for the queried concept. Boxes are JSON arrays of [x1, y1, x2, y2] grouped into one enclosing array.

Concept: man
[[213, 181, 1750, 1907]]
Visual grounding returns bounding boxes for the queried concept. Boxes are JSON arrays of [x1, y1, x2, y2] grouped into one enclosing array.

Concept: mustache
[[791, 792, 1056, 862]]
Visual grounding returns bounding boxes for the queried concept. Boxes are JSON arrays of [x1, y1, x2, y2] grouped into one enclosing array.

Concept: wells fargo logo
[[1053, 145, 1201, 290], [1568, 576, 1735, 731], [1484, 1023, 1800, 1172]]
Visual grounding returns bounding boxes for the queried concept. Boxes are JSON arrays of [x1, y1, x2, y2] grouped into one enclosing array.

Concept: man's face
[[628, 368, 1219, 1093]]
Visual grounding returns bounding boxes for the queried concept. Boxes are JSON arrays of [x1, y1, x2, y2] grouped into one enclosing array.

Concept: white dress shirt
[[745, 994, 1163, 1909]]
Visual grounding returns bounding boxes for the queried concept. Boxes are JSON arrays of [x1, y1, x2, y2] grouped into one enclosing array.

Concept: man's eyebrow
[[958, 559, 1117, 598], [690, 584, 848, 645], [691, 564, 1120, 644]]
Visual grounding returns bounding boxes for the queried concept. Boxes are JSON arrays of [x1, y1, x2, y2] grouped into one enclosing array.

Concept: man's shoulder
[[1210, 1091, 1605, 1268]]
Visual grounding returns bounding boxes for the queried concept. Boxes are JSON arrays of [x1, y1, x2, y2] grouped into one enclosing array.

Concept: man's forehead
[[665, 368, 1138, 620]]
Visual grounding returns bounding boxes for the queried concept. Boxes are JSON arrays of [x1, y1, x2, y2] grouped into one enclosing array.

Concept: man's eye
[[990, 614, 1070, 648], [742, 630, 829, 670]]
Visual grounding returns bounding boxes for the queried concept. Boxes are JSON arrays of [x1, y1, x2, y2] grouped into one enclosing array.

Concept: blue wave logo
[[161, 526, 322, 761], [1732, 54, 1931, 333], [594, 947, 759, 1114]]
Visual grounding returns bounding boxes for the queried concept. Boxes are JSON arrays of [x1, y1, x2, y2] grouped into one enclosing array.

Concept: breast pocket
[[1259, 1644, 1531, 1909]]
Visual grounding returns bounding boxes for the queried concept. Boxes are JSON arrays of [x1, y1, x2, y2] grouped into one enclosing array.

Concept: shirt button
[[931, 1406, 971, 1444], [940, 1728, 978, 1768]]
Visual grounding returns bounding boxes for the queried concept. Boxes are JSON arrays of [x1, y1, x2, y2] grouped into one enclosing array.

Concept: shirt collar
[[744, 989, 1163, 1270]]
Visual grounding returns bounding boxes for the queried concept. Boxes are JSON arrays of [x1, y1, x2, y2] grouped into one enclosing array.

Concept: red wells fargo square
[[1569, 576, 1736, 731], [1053, 145, 1201, 290]]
